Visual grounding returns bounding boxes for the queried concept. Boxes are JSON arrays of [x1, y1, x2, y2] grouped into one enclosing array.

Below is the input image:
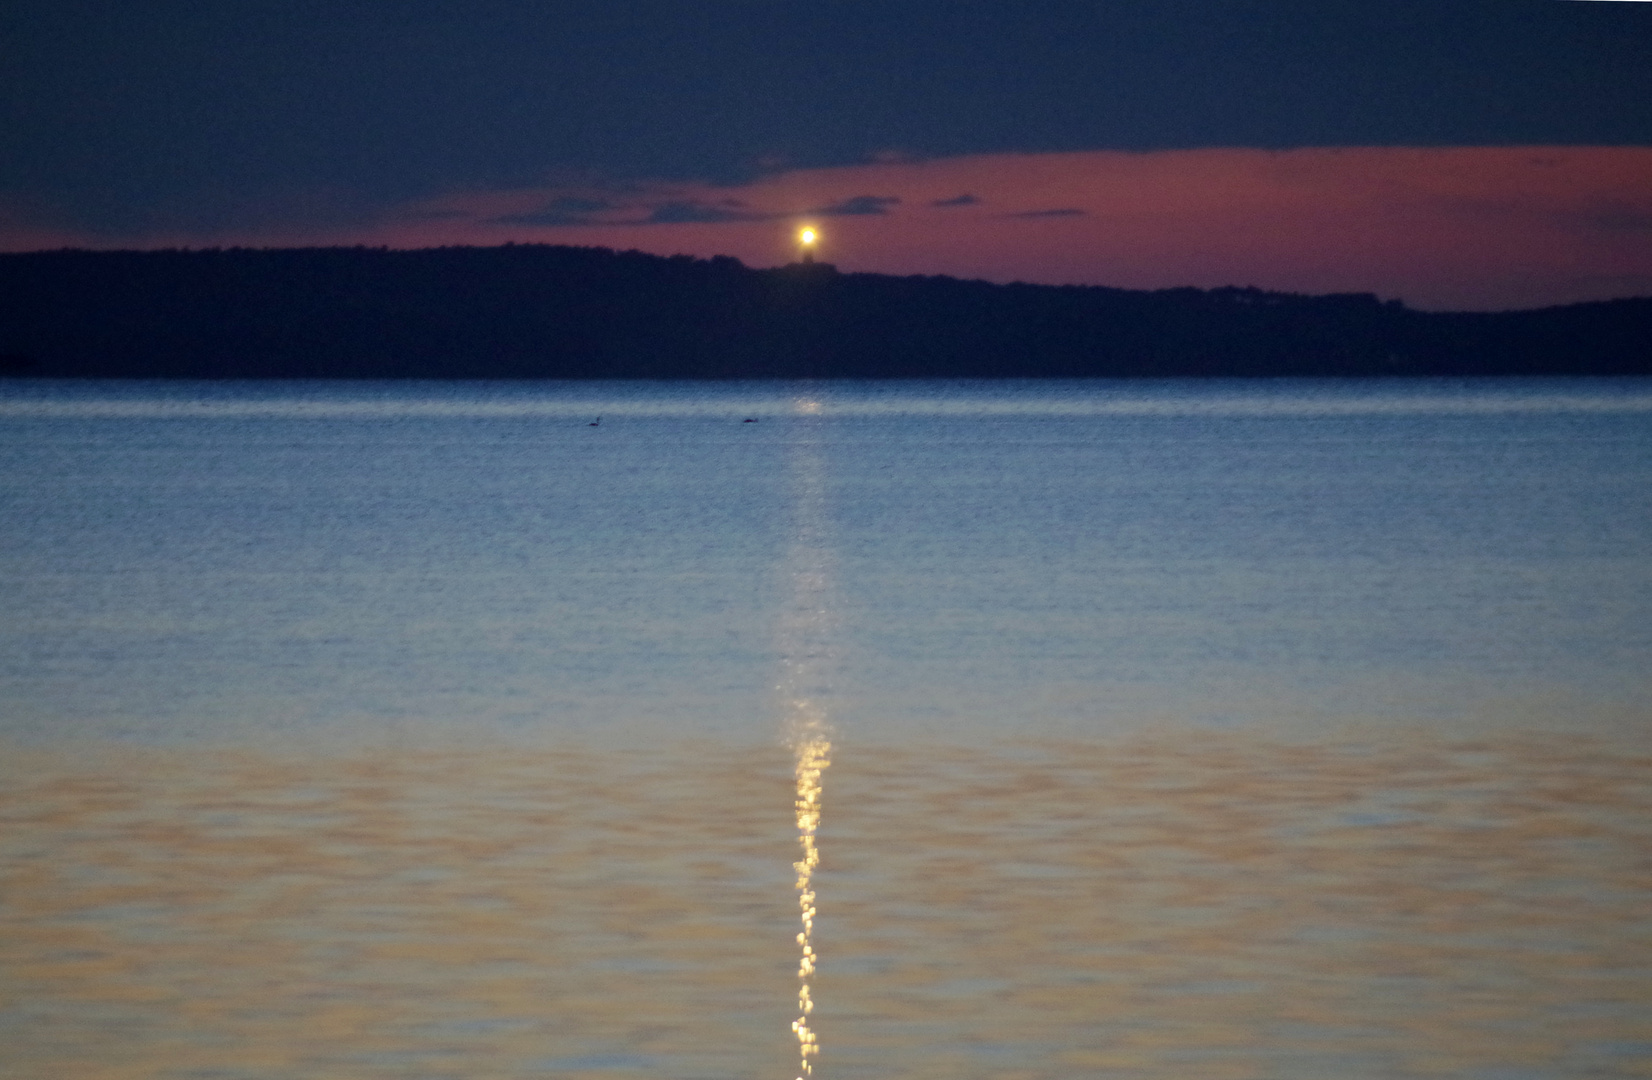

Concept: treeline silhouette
[[1, 244, 1648, 379]]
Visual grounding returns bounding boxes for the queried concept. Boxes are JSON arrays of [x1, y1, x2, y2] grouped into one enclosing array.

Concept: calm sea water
[[2, 378, 1649, 1079]]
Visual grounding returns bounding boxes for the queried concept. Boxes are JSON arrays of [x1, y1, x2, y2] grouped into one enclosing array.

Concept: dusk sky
[[4, 0, 1651, 309]]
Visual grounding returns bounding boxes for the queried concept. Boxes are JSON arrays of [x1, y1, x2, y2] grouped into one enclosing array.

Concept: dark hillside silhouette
[[1, 245, 1648, 379]]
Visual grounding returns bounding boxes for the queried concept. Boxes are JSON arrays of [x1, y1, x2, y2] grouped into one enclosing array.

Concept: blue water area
[[0, 377, 1648, 745]]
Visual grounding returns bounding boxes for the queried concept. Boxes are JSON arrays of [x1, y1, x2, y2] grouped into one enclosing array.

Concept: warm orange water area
[[3, 732, 1650, 1080]]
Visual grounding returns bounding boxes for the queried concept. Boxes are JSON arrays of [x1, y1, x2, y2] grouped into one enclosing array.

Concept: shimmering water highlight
[[792, 733, 830, 1079], [777, 394, 837, 1079]]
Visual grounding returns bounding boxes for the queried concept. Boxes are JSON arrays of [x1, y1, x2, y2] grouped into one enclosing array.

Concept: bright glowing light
[[799, 227, 818, 246]]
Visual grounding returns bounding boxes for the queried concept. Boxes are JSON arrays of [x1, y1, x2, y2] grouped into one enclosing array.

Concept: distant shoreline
[[3, 244, 1649, 380]]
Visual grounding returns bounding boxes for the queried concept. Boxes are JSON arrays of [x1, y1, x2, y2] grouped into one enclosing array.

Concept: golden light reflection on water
[[792, 734, 830, 1079], [779, 392, 837, 1080]]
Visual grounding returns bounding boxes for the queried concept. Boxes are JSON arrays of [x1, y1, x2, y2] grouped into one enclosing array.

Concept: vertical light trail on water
[[791, 731, 829, 1078], [779, 395, 833, 1080]]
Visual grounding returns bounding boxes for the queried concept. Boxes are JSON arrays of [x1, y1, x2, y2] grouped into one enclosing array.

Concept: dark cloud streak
[[813, 196, 902, 217], [492, 197, 618, 227], [643, 202, 772, 225]]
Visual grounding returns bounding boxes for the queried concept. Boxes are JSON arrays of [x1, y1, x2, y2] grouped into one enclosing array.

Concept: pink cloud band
[[7, 147, 1651, 311]]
